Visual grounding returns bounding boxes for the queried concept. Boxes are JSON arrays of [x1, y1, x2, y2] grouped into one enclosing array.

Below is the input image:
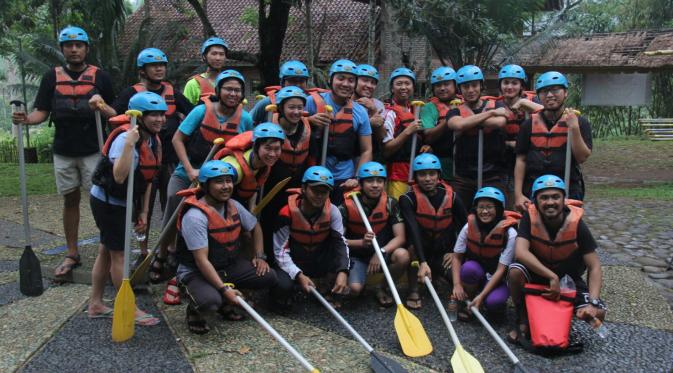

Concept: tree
[[257, 0, 294, 86]]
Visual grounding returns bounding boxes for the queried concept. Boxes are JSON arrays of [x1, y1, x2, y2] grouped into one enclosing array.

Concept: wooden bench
[[640, 118, 673, 141]]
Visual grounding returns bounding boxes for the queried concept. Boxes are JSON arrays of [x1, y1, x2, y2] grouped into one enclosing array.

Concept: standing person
[[446, 65, 509, 205], [507, 175, 605, 344], [305, 59, 373, 206], [450, 187, 520, 321], [514, 72, 592, 211], [381, 67, 426, 200], [421, 66, 461, 180], [340, 162, 409, 306], [12, 26, 115, 277], [399, 154, 467, 309], [493, 65, 543, 208], [175, 160, 277, 334], [249, 60, 311, 125], [86, 92, 165, 325], [272, 166, 350, 310], [353, 64, 385, 149], [183, 37, 229, 105]]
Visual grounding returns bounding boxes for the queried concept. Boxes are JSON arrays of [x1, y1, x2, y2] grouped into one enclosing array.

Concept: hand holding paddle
[[320, 105, 334, 166], [265, 103, 277, 123], [562, 109, 582, 195], [407, 101, 425, 184]]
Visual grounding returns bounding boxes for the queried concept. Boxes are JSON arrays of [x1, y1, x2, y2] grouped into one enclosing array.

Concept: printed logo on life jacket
[[81, 75, 94, 82]]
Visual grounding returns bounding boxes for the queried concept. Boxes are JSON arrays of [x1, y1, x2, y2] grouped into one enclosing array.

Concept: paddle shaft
[[470, 305, 520, 365], [321, 122, 329, 167], [424, 276, 461, 347], [237, 296, 318, 372], [95, 110, 104, 152], [15, 113, 31, 248], [564, 126, 573, 195], [477, 128, 483, 189], [122, 116, 138, 279], [407, 105, 423, 183]]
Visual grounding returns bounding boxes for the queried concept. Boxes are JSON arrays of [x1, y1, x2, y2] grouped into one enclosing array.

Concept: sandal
[[54, 254, 81, 277], [375, 287, 394, 308], [162, 278, 181, 305], [219, 305, 245, 321], [87, 307, 114, 319], [406, 291, 422, 309], [148, 255, 166, 284], [506, 324, 529, 346], [186, 306, 210, 334], [135, 313, 161, 326]]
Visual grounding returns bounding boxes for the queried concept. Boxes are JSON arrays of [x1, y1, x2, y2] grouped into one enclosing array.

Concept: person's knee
[[460, 260, 484, 285], [349, 283, 364, 296], [507, 267, 526, 287], [64, 189, 81, 208], [195, 290, 222, 312], [391, 248, 410, 266]]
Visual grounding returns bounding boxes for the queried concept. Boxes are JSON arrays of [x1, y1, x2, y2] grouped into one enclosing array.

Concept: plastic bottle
[[134, 229, 146, 242], [447, 299, 459, 322], [591, 317, 609, 338], [559, 274, 576, 293]]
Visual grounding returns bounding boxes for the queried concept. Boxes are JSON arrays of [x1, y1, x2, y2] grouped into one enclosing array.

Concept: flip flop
[[87, 308, 114, 319], [135, 313, 160, 326], [375, 287, 394, 308], [54, 254, 81, 277], [405, 291, 422, 309]]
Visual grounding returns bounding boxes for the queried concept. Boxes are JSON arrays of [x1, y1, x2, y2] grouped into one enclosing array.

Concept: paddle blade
[[394, 304, 432, 357], [19, 246, 43, 296], [450, 345, 484, 373], [130, 253, 152, 286], [111, 279, 136, 342], [371, 351, 408, 373]]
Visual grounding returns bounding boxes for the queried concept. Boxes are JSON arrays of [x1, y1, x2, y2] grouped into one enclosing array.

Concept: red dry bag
[[524, 283, 576, 349]]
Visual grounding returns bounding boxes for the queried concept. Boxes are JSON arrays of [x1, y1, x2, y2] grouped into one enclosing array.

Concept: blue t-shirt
[[90, 131, 144, 207], [173, 103, 253, 181], [305, 92, 372, 180], [249, 96, 272, 125]]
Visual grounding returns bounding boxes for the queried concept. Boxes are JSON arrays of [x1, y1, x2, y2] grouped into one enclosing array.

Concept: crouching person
[[176, 160, 277, 334], [272, 166, 350, 310]]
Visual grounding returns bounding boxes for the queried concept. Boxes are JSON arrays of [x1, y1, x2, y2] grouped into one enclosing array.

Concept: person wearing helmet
[[86, 92, 167, 325], [514, 71, 592, 211], [382, 67, 429, 200], [305, 59, 373, 206], [398, 154, 467, 309], [449, 187, 521, 321], [421, 66, 461, 180], [339, 162, 409, 307], [12, 26, 115, 278], [272, 166, 350, 310], [175, 160, 278, 334], [446, 65, 510, 206], [184, 36, 229, 104], [353, 64, 386, 146], [507, 175, 604, 345], [249, 60, 312, 125]]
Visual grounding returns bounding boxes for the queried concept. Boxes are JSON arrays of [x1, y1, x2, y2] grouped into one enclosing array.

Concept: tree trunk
[[367, 0, 375, 65], [305, 0, 315, 86], [258, 0, 292, 87], [186, 0, 216, 38]]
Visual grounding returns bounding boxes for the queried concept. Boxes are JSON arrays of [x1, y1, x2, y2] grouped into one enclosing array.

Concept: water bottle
[[559, 274, 576, 293], [134, 229, 146, 242], [447, 299, 459, 322], [591, 317, 609, 338]]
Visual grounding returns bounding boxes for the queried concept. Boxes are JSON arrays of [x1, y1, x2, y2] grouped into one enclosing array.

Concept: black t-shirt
[[34, 66, 115, 156], [111, 85, 193, 116]]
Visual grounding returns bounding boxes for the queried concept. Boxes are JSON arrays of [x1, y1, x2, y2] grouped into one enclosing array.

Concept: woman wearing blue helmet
[[353, 64, 386, 146], [249, 60, 312, 125]]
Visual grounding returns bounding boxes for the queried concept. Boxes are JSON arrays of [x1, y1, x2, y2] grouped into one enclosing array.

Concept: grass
[[0, 163, 56, 197], [587, 182, 673, 200], [584, 137, 673, 181]]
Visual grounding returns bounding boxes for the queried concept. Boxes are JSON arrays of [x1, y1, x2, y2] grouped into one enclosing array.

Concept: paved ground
[[1, 192, 672, 372]]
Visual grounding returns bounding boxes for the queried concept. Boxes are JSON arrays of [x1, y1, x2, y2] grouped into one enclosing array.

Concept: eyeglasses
[[538, 87, 564, 96], [221, 87, 242, 94], [476, 205, 496, 211]]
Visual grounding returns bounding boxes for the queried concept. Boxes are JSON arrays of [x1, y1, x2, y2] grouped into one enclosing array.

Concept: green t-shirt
[[420, 102, 440, 129], [183, 73, 214, 105]]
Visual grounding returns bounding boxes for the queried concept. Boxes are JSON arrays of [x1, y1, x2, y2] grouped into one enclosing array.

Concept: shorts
[[90, 195, 126, 251], [508, 262, 591, 310], [348, 254, 392, 285], [54, 153, 99, 195]]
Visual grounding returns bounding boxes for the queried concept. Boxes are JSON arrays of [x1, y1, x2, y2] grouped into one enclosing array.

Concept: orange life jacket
[[287, 189, 332, 248], [465, 210, 521, 272], [343, 192, 389, 236], [457, 99, 497, 136], [310, 92, 358, 161], [214, 131, 271, 201], [102, 123, 161, 183], [429, 96, 460, 121], [413, 182, 454, 239], [191, 74, 215, 100], [52, 65, 99, 121], [186, 100, 243, 166], [278, 118, 311, 173], [526, 112, 569, 177], [528, 202, 583, 268], [385, 102, 421, 164], [264, 85, 282, 106], [133, 82, 176, 116]]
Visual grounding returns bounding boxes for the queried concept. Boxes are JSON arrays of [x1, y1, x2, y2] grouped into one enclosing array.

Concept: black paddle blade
[[19, 246, 43, 296], [513, 361, 536, 373], [370, 351, 407, 373]]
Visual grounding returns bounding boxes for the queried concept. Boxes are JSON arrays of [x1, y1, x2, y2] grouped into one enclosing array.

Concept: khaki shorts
[[53, 153, 100, 195]]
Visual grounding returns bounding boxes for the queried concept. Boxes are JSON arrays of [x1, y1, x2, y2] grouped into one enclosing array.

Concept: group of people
[[12, 25, 606, 349]]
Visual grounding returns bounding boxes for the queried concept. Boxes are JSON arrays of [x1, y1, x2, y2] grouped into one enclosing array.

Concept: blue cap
[[498, 64, 527, 82], [253, 123, 286, 142], [531, 174, 566, 196], [128, 92, 168, 113], [389, 67, 416, 85], [431, 66, 456, 85], [356, 64, 380, 81], [276, 86, 307, 105], [412, 153, 441, 172], [357, 161, 387, 180], [137, 48, 168, 68], [200, 37, 229, 55], [535, 71, 568, 92], [215, 70, 245, 95], [456, 65, 484, 86], [198, 160, 236, 183], [59, 26, 89, 45], [329, 59, 358, 78], [279, 60, 310, 80], [302, 166, 334, 188], [473, 187, 505, 207]]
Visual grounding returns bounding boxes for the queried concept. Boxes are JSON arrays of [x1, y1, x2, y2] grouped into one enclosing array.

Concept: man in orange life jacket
[[87, 92, 166, 326], [353, 64, 386, 149], [305, 59, 373, 206], [339, 162, 409, 307], [399, 154, 467, 309], [249, 60, 311, 125], [12, 26, 115, 277], [183, 37, 228, 105], [507, 175, 605, 344], [514, 72, 592, 211], [175, 160, 277, 334], [446, 65, 509, 206], [272, 166, 350, 310]]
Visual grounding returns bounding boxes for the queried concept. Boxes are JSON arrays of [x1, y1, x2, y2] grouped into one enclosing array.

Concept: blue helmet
[[200, 37, 229, 55], [498, 64, 527, 83], [357, 161, 387, 180], [215, 69, 245, 95], [198, 160, 236, 183], [329, 59, 358, 78], [253, 123, 285, 142], [531, 174, 566, 197], [279, 60, 310, 80], [535, 71, 568, 92], [302, 166, 334, 188], [473, 187, 506, 207], [58, 26, 89, 45], [431, 66, 456, 85], [412, 153, 441, 172], [137, 48, 168, 68], [128, 92, 168, 113], [356, 64, 380, 82], [276, 86, 307, 105], [456, 65, 484, 86], [389, 67, 416, 85]]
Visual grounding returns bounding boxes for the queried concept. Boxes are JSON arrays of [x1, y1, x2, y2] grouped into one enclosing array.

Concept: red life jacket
[[412, 182, 454, 239], [191, 74, 215, 100], [186, 100, 243, 166], [465, 210, 521, 273], [214, 131, 270, 201], [52, 65, 99, 121], [102, 123, 161, 183], [287, 188, 332, 248], [310, 92, 358, 161], [278, 118, 312, 173], [457, 99, 497, 136], [176, 188, 242, 270], [384, 102, 422, 181], [132, 82, 176, 116], [528, 201, 583, 268], [526, 112, 569, 177], [264, 85, 282, 106], [428, 96, 460, 122], [343, 191, 389, 236]]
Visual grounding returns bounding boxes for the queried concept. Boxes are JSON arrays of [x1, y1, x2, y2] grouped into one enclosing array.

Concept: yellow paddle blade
[[130, 254, 152, 286], [111, 279, 136, 342], [394, 304, 433, 357], [450, 345, 484, 373]]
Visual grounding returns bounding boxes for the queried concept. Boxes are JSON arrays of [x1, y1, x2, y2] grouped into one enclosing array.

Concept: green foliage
[[0, 126, 54, 163], [588, 183, 673, 200], [0, 162, 56, 196], [241, 6, 259, 28]]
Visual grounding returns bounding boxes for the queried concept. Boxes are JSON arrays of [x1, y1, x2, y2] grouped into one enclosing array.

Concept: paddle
[[407, 101, 425, 184], [95, 109, 104, 152], [236, 294, 320, 372], [252, 176, 291, 216], [469, 304, 531, 373], [450, 99, 462, 179], [563, 109, 582, 195], [309, 287, 407, 373], [349, 192, 432, 357], [265, 103, 277, 123], [423, 277, 483, 372], [111, 109, 142, 342], [11, 100, 44, 297], [320, 105, 334, 166], [130, 137, 226, 285]]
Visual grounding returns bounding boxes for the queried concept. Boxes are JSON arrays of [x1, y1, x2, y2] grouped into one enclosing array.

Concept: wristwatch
[[589, 297, 606, 310], [255, 253, 268, 261]]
